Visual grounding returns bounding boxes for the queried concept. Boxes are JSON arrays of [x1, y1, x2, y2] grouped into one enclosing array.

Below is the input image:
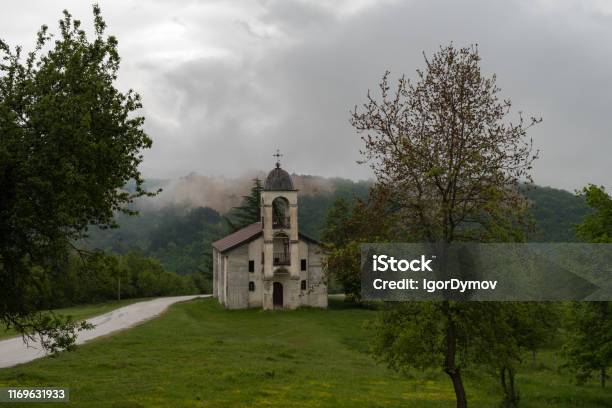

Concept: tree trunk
[[443, 301, 467, 408], [447, 369, 467, 408], [118, 277, 121, 301], [601, 367, 606, 388], [500, 366, 519, 407]]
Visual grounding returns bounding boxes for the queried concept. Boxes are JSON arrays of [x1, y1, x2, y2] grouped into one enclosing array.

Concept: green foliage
[[321, 197, 353, 247], [348, 201, 567, 407], [2, 310, 94, 356], [120, 252, 198, 298], [0, 5, 156, 349], [322, 191, 398, 301], [298, 178, 370, 239], [146, 206, 223, 280], [313, 182, 588, 244], [40, 251, 197, 309], [84, 205, 225, 279], [37, 318, 94, 355], [563, 185, 612, 387], [371, 302, 562, 406], [321, 198, 360, 296], [523, 185, 591, 242], [563, 302, 612, 387], [325, 241, 362, 299], [575, 185, 612, 243]]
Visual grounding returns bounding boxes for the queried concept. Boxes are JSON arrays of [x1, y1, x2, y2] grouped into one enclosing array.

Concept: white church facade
[[211, 161, 328, 310]]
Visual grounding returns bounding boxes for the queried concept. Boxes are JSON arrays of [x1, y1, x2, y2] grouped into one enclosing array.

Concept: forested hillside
[[523, 185, 592, 241], [83, 206, 225, 277], [82, 177, 589, 278]]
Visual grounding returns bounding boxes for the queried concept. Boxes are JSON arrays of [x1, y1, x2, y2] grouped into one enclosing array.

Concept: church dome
[[264, 165, 294, 191]]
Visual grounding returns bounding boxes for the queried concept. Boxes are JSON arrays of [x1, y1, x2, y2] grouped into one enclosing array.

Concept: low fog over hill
[[92, 175, 590, 277], [135, 173, 352, 214]]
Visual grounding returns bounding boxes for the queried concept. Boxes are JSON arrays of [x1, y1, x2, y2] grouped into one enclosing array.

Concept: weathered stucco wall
[[215, 236, 327, 310], [225, 244, 249, 309], [212, 247, 218, 298], [306, 242, 328, 308], [247, 237, 264, 307]]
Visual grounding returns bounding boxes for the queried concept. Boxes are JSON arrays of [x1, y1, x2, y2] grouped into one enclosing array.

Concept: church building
[[211, 158, 328, 310]]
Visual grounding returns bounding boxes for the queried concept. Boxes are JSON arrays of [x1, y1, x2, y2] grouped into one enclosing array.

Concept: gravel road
[[0, 295, 208, 369]]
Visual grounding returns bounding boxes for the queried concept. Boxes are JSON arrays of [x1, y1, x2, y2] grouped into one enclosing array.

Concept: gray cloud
[[1, 0, 611, 191]]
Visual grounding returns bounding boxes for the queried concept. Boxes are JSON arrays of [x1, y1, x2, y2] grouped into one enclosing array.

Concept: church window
[[248, 260, 254, 272], [301, 259, 307, 271], [273, 233, 290, 266], [272, 197, 290, 228], [249, 281, 255, 292], [301, 280, 307, 290]]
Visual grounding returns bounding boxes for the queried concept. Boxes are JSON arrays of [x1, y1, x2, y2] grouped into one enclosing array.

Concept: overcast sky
[[2, 0, 611, 191]]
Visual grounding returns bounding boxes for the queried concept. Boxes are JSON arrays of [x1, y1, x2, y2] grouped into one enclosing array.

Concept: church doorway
[[273, 282, 283, 307]]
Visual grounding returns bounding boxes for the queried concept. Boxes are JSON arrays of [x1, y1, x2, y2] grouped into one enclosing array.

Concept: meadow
[[0, 297, 609, 407]]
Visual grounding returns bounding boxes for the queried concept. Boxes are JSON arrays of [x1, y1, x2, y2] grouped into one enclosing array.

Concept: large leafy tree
[[371, 301, 558, 407], [350, 44, 541, 407], [0, 6, 155, 346], [563, 185, 612, 387]]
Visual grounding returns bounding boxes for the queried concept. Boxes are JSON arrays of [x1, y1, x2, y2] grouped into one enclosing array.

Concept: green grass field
[[0, 298, 609, 407], [0, 299, 146, 340]]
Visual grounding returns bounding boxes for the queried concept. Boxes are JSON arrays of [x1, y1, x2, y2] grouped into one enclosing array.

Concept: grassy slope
[[0, 298, 146, 340], [0, 298, 609, 408]]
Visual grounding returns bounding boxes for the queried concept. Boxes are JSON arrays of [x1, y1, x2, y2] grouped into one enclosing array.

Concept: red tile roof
[[212, 222, 262, 253], [211, 222, 322, 253]]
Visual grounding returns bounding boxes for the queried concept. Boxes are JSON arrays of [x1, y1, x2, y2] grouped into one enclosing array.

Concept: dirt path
[[0, 295, 209, 369]]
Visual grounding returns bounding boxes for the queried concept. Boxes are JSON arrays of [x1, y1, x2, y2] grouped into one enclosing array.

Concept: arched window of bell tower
[[272, 197, 290, 229]]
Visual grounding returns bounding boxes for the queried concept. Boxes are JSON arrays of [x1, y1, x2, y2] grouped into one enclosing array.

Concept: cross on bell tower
[[273, 149, 283, 168]]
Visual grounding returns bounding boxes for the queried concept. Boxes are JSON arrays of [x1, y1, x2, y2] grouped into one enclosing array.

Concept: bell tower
[[261, 150, 299, 309]]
